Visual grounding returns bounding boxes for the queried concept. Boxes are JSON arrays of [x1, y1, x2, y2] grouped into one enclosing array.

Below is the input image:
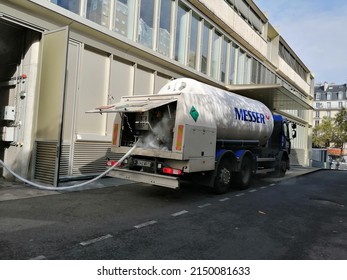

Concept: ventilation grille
[[59, 144, 70, 177], [34, 141, 122, 182], [34, 141, 57, 185], [72, 141, 122, 175]]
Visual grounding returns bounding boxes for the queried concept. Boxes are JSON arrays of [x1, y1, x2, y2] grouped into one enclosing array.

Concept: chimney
[[323, 81, 328, 92]]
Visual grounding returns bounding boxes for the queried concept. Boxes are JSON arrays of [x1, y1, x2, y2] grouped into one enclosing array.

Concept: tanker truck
[[89, 78, 296, 194]]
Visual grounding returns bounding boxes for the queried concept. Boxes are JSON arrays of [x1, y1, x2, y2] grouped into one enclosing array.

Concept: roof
[[314, 84, 347, 101], [225, 84, 313, 111]]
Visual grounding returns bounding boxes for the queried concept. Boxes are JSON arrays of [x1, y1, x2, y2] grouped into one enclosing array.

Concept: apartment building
[[314, 83, 347, 125], [313, 82, 347, 159], [0, 0, 314, 186]]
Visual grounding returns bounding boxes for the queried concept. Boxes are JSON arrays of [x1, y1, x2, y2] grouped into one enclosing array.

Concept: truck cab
[[270, 115, 291, 151], [268, 115, 297, 176]]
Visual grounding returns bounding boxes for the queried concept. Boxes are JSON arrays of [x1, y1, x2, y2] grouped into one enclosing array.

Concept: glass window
[[266, 69, 276, 84], [338, 91, 344, 100], [86, 0, 111, 27], [283, 122, 289, 138], [188, 12, 200, 69], [138, 0, 155, 49], [236, 49, 245, 84], [113, 0, 136, 39], [175, 3, 189, 63], [211, 30, 221, 80], [158, 0, 172, 57], [251, 58, 259, 84], [327, 102, 331, 109], [315, 102, 322, 109], [259, 64, 266, 84], [201, 21, 211, 74], [339, 101, 343, 108], [244, 55, 251, 84], [228, 43, 237, 84], [316, 92, 321, 100], [220, 37, 229, 83], [327, 111, 331, 117], [279, 42, 307, 80], [315, 111, 320, 118], [52, 0, 81, 14], [327, 92, 332, 100]]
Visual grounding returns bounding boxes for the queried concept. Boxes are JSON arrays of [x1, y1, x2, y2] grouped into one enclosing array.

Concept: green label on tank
[[190, 106, 199, 122]]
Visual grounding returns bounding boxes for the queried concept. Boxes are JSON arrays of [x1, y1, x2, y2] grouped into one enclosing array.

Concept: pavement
[[0, 166, 321, 202]]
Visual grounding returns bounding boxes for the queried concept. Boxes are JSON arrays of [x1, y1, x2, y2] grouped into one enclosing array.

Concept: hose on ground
[[0, 142, 138, 191]]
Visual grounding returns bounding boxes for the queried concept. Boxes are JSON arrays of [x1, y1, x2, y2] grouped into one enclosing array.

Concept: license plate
[[136, 159, 152, 167]]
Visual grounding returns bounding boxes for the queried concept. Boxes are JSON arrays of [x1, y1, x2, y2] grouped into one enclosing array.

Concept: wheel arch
[[212, 149, 238, 194], [215, 149, 238, 172], [233, 149, 254, 189], [235, 149, 254, 172]]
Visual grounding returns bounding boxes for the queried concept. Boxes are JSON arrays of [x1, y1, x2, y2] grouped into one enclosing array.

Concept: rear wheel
[[234, 156, 252, 190], [275, 157, 287, 177], [213, 160, 232, 194]]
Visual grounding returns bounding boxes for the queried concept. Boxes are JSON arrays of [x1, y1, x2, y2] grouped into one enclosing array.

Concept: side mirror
[[292, 130, 297, 139], [291, 123, 297, 139]]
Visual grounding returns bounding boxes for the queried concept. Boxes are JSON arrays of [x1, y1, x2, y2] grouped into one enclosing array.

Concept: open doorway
[[0, 18, 41, 179]]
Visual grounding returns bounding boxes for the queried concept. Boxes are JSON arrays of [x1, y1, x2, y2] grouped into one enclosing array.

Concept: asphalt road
[[0, 170, 346, 260]]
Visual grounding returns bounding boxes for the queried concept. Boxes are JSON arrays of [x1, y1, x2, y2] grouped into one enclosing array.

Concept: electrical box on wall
[[2, 106, 16, 121], [2, 127, 15, 142]]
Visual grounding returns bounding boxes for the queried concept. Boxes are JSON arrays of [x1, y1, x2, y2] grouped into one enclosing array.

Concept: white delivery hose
[[0, 143, 138, 191]]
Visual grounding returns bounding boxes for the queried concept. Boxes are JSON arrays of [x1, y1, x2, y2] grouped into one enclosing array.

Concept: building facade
[[0, 0, 314, 186], [314, 83, 347, 125], [313, 82, 347, 158]]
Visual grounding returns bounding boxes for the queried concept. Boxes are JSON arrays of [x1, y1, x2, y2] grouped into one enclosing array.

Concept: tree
[[313, 108, 347, 154], [312, 116, 334, 148], [333, 107, 347, 152]]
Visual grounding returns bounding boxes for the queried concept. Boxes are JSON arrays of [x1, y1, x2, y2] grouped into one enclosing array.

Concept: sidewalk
[[258, 165, 322, 183], [0, 166, 321, 202]]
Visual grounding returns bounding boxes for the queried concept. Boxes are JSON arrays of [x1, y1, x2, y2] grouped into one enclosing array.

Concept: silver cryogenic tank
[[158, 78, 274, 146]]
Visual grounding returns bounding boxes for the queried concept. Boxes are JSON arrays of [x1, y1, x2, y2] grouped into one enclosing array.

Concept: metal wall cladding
[[158, 78, 274, 146]]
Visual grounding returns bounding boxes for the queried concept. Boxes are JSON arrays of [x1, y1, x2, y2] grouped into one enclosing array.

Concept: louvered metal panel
[[59, 144, 70, 177], [34, 141, 57, 185], [73, 141, 122, 175]]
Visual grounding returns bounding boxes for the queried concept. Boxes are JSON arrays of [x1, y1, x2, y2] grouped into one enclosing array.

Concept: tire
[[234, 156, 252, 190], [213, 159, 232, 194], [275, 157, 287, 177]]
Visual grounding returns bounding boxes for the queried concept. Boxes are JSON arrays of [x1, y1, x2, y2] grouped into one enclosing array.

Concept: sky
[[254, 0, 347, 85]]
